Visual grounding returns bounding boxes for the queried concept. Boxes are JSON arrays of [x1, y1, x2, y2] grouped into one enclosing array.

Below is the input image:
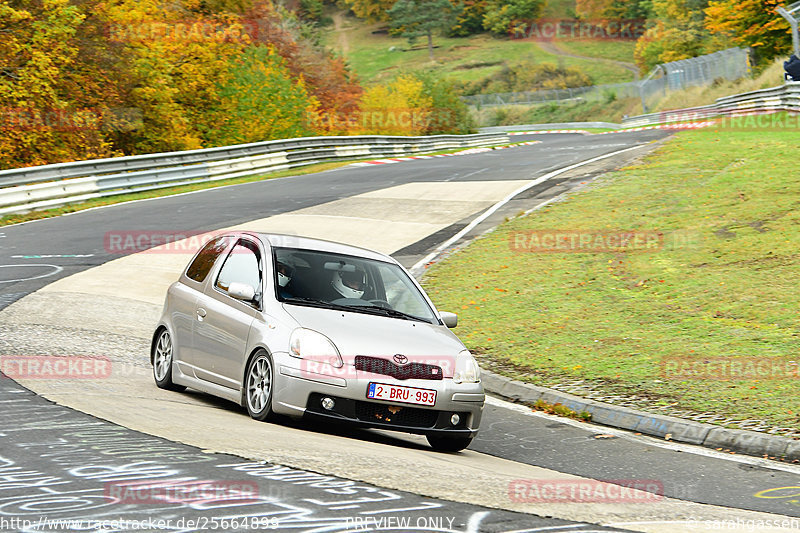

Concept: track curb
[[481, 369, 799, 461]]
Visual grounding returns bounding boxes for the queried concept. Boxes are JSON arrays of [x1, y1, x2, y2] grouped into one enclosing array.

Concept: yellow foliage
[[357, 75, 433, 136]]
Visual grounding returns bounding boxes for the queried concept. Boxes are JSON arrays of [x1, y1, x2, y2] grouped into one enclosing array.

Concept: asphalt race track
[[1, 132, 799, 532]]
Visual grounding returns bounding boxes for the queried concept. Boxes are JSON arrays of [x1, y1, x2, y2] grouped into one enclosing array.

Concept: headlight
[[289, 329, 343, 368], [453, 350, 481, 384]]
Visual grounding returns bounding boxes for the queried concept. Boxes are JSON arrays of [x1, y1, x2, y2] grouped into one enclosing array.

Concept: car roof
[[235, 232, 395, 263]]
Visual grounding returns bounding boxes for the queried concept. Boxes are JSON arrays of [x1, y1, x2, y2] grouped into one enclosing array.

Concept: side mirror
[[440, 312, 458, 328], [228, 282, 256, 302]]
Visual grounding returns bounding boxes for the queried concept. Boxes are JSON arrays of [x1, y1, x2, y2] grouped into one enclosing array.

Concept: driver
[[331, 265, 367, 299]]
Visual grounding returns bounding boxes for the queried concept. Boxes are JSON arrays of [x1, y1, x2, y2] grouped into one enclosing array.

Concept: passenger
[[276, 260, 295, 299]]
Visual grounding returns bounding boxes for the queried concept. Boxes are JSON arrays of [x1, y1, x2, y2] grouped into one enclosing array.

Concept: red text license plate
[[367, 383, 437, 406]]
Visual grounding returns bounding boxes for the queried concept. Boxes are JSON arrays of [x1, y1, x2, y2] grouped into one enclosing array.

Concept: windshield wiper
[[282, 297, 350, 311], [355, 305, 429, 323], [283, 298, 430, 323]]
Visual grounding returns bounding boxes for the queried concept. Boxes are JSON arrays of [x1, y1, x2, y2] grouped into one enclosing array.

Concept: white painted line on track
[[11, 254, 94, 258], [503, 526, 605, 533], [0, 264, 63, 283], [485, 396, 800, 475], [444, 167, 489, 182], [410, 142, 658, 275], [466, 511, 491, 533]]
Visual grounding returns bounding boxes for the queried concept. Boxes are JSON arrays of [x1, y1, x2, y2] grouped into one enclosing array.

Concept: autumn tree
[[242, 1, 363, 134], [576, 0, 649, 20], [0, 0, 365, 168], [342, 0, 397, 21], [388, 0, 457, 60], [705, 0, 791, 60], [415, 72, 475, 134], [358, 74, 432, 135], [449, 0, 487, 36], [206, 45, 320, 144], [0, 0, 120, 168], [634, 0, 709, 72], [482, 0, 544, 36]]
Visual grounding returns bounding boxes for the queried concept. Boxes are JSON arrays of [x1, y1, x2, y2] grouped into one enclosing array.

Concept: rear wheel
[[426, 435, 473, 452], [244, 350, 275, 421], [152, 329, 186, 392]]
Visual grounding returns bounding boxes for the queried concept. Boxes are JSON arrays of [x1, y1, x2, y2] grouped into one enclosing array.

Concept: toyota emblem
[[393, 354, 409, 365]]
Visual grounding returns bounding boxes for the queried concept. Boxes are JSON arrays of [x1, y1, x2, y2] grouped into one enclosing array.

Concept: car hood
[[282, 304, 465, 373]]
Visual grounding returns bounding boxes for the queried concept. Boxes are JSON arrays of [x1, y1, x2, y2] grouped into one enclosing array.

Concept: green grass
[[474, 97, 645, 127], [471, 59, 789, 127], [328, 18, 634, 86], [422, 123, 800, 433], [553, 40, 638, 65]]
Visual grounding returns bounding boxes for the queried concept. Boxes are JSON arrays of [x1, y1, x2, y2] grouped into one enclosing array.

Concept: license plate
[[367, 382, 437, 406]]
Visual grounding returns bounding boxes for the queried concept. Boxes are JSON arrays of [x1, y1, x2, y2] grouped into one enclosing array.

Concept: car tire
[[426, 435, 473, 452], [244, 350, 275, 421], [152, 329, 186, 392]]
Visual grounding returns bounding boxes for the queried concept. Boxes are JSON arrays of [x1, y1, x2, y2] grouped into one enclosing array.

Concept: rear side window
[[186, 237, 229, 283]]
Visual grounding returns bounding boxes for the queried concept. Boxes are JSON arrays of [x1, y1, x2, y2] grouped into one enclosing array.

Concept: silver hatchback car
[[151, 232, 484, 451]]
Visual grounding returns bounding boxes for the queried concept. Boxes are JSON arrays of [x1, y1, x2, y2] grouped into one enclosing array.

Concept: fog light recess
[[450, 413, 460, 426], [321, 397, 335, 411]]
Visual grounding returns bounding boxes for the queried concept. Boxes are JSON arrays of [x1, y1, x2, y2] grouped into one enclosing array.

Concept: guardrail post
[[778, 2, 800, 58]]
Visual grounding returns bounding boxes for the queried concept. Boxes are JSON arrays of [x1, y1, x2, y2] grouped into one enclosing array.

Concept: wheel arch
[[241, 344, 274, 406], [150, 325, 169, 366]]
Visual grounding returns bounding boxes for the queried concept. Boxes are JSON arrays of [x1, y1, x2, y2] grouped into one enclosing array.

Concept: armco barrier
[[621, 82, 800, 127], [0, 133, 508, 215]]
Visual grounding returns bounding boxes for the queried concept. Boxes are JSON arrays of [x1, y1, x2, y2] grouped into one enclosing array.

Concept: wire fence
[[462, 48, 751, 110]]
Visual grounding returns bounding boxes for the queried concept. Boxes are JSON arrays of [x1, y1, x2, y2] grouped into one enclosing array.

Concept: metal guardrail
[[621, 82, 800, 127], [0, 133, 509, 216], [479, 122, 621, 133]]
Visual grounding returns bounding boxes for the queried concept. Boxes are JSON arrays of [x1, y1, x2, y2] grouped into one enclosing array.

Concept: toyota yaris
[[151, 232, 484, 451]]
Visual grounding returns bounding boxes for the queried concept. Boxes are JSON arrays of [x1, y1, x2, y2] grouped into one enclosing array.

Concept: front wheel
[[426, 434, 473, 452], [244, 350, 275, 421], [152, 329, 186, 392]]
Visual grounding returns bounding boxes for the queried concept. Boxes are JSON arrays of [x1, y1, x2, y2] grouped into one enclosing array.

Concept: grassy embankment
[[326, 10, 789, 126], [422, 123, 800, 433], [324, 11, 636, 87]]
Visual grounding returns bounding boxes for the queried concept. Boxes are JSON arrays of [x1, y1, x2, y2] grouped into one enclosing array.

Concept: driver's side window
[[215, 240, 262, 305]]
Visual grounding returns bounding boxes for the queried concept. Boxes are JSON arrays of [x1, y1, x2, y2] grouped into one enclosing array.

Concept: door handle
[[196, 308, 207, 319]]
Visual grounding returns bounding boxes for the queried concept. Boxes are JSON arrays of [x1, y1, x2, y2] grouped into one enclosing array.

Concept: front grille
[[355, 355, 443, 381], [355, 401, 438, 428]]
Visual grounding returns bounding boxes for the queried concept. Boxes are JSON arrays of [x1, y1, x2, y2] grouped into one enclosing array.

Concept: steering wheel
[[368, 299, 391, 308]]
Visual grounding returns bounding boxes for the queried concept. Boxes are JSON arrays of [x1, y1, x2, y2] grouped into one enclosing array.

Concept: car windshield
[[272, 247, 438, 324]]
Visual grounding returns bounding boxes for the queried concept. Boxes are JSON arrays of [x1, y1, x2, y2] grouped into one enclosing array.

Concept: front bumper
[[273, 354, 484, 437], [302, 393, 479, 438]]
